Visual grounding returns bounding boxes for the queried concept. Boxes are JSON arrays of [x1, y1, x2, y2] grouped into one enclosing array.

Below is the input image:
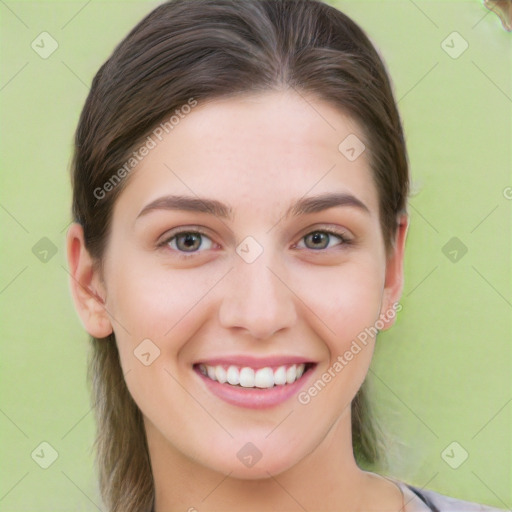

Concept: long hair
[[70, 1, 409, 510]]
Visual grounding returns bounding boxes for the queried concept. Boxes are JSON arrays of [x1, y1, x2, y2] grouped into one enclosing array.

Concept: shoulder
[[403, 482, 509, 512]]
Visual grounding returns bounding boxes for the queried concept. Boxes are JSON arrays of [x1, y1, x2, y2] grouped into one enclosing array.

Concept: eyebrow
[[286, 192, 370, 217], [135, 192, 370, 222], [136, 195, 232, 220]]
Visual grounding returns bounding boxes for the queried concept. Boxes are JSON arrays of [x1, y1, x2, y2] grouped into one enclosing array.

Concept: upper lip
[[195, 355, 316, 368]]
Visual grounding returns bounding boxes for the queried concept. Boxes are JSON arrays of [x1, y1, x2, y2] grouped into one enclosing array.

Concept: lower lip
[[194, 365, 316, 409]]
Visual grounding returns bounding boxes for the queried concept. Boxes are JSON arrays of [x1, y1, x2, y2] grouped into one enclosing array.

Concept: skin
[[67, 89, 408, 511]]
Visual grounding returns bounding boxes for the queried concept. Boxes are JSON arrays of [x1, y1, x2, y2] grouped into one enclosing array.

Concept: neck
[[146, 410, 395, 512]]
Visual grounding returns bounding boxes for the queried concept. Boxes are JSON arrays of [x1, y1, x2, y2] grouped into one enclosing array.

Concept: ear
[[66, 222, 113, 338], [378, 214, 409, 330]]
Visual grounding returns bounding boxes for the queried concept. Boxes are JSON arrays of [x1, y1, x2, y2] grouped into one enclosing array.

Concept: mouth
[[193, 359, 317, 409], [195, 362, 315, 388]]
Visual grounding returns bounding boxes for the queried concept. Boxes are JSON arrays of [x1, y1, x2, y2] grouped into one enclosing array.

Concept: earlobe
[[379, 214, 409, 330], [66, 222, 113, 339]]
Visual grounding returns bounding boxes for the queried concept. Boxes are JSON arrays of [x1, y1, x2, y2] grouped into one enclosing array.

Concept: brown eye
[[161, 231, 214, 253], [305, 232, 330, 249], [297, 230, 348, 251], [176, 233, 202, 251]]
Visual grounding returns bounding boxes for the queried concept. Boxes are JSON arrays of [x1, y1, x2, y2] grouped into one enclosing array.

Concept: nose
[[218, 252, 298, 340]]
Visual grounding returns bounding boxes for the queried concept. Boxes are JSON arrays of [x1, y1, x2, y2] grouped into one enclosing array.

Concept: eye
[[296, 229, 351, 251], [157, 227, 351, 256], [158, 230, 214, 254]]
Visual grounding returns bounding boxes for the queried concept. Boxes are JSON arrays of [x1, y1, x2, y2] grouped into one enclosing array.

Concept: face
[[70, 90, 406, 479]]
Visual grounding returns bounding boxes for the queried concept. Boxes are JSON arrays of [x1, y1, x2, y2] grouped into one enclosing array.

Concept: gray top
[[395, 479, 509, 512]]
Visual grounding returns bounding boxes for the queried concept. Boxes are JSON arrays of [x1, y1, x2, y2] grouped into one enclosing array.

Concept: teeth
[[286, 365, 296, 384], [226, 365, 240, 385], [273, 366, 287, 386], [198, 363, 308, 388], [215, 365, 227, 383], [207, 365, 216, 380], [239, 367, 255, 387], [254, 367, 274, 388]]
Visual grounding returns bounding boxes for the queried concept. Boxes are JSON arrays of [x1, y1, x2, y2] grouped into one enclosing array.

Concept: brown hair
[[70, 1, 409, 510]]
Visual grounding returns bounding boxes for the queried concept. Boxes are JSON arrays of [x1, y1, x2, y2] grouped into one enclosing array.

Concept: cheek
[[295, 263, 384, 410], [296, 257, 385, 346], [292, 267, 384, 432], [105, 255, 222, 354], [104, 263, 212, 425]]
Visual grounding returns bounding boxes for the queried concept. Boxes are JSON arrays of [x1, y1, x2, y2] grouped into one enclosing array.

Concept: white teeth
[[239, 367, 255, 387], [215, 365, 227, 383], [254, 367, 274, 388], [286, 364, 297, 384], [226, 365, 240, 385], [273, 366, 287, 385], [198, 363, 308, 388]]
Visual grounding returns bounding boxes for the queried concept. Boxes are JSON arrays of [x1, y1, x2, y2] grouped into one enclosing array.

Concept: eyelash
[[157, 228, 214, 259], [157, 226, 353, 259]]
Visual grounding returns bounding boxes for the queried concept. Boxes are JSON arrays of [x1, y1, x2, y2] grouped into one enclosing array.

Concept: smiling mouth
[[194, 362, 316, 389]]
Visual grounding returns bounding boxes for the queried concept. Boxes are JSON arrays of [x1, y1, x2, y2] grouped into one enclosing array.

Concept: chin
[[200, 442, 304, 480]]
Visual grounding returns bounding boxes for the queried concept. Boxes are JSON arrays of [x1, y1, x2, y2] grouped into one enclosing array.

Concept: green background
[[0, 0, 510, 510]]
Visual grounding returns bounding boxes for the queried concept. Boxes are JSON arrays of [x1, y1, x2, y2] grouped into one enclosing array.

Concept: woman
[[66, 0, 506, 510]]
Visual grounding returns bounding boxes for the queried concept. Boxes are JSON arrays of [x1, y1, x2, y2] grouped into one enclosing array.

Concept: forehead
[[115, 90, 379, 220]]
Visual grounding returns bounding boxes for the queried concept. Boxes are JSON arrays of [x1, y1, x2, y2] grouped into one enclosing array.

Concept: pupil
[[310, 232, 327, 248], [181, 233, 199, 251]]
